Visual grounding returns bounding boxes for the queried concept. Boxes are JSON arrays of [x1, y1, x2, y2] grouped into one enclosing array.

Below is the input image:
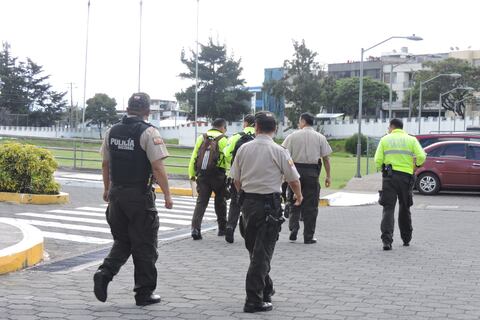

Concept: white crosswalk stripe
[[14, 196, 219, 244]]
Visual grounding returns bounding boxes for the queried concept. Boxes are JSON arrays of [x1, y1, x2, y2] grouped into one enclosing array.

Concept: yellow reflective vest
[[374, 129, 426, 175]]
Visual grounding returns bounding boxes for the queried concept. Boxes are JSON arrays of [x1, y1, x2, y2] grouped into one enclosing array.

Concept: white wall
[[0, 126, 104, 139], [320, 117, 480, 139]]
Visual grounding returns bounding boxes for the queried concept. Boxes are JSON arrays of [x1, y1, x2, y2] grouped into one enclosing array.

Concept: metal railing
[[0, 134, 192, 172]]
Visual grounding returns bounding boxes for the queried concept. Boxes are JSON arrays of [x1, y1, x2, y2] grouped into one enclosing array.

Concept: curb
[[0, 192, 69, 205], [155, 187, 192, 197], [0, 218, 44, 274]]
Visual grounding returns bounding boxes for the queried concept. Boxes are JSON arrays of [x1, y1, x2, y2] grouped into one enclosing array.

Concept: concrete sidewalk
[[2, 201, 480, 319]]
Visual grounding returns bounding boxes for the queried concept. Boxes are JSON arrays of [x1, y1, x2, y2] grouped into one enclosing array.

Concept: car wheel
[[416, 172, 440, 195]]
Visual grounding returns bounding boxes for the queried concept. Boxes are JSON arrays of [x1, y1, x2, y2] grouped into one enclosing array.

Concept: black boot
[[93, 270, 111, 302], [191, 228, 202, 240], [243, 301, 273, 313], [135, 293, 161, 306], [225, 227, 234, 243]]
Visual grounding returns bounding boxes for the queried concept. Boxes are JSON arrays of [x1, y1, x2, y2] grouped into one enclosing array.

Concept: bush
[[0, 142, 60, 194], [345, 133, 367, 155]]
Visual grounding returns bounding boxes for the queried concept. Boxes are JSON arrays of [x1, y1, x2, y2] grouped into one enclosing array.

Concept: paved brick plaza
[[1, 198, 480, 319]]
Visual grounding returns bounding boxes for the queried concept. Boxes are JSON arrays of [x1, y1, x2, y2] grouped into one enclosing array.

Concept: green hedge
[[0, 142, 60, 194]]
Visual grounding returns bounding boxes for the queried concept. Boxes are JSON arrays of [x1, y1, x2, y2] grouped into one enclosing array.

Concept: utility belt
[[382, 164, 412, 178], [111, 175, 154, 193], [197, 167, 226, 177], [294, 162, 321, 175], [241, 192, 284, 226]]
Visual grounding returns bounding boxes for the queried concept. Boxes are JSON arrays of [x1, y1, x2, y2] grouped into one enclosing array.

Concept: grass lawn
[[1, 136, 375, 188]]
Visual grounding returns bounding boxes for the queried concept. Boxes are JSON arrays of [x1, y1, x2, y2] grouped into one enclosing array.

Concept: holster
[[382, 164, 393, 178]]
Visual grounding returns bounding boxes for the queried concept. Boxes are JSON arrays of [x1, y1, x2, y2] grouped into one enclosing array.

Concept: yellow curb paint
[[319, 199, 329, 207], [0, 192, 69, 205], [0, 218, 44, 275], [155, 187, 192, 196]]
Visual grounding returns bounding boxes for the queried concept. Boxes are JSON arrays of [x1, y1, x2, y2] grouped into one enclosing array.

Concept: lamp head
[[449, 73, 462, 79], [407, 34, 423, 41]]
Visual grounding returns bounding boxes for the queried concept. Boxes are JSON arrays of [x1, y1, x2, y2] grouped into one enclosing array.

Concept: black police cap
[[244, 114, 255, 126], [128, 92, 150, 111]]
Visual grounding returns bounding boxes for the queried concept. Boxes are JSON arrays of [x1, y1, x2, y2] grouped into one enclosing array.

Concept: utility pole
[[67, 82, 75, 128], [138, 0, 143, 92]]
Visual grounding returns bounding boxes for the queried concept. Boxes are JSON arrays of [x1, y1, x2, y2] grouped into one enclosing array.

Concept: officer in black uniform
[[93, 92, 173, 306], [231, 112, 302, 313]]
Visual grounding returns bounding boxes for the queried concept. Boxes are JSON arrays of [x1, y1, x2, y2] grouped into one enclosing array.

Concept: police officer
[[282, 112, 332, 244], [223, 114, 255, 243], [231, 112, 302, 313], [374, 118, 426, 250], [189, 118, 229, 240], [94, 92, 173, 306]]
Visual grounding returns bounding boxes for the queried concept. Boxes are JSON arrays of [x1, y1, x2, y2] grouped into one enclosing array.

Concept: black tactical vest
[[108, 116, 153, 188]]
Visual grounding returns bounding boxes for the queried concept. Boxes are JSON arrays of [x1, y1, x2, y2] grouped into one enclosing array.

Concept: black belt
[[392, 170, 413, 178], [111, 183, 150, 190], [294, 163, 321, 170], [243, 192, 281, 200]]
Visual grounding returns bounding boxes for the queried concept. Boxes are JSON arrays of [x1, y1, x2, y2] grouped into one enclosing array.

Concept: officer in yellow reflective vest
[[374, 118, 426, 251]]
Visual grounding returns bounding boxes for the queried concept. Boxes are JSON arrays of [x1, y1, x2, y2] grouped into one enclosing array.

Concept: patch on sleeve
[[153, 137, 164, 145], [288, 159, 294, 167]]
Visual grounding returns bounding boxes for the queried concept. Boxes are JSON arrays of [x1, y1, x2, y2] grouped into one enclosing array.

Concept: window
[[441, 144, 466, 158], [467, 146, 480, 160], [427, 146, 442, 157]]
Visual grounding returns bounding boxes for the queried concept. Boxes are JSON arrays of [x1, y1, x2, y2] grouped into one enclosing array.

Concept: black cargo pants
[[191, 171, 227, 231], [288, 164, 321, 241], [379, 171, 414, 245], [98, 185, 159, 295], [226, 183, 241, 230], [241, 193, 283, 304]]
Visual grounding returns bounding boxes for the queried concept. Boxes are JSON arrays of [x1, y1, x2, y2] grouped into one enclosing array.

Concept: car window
[[427, 146, 442, 157], [467, 146, 480, 160], [469, 138, 480, 143], [441, 144, 466, 158], [419, 138, 438, 148]]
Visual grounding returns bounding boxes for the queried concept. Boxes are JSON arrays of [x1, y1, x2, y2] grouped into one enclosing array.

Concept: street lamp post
[[81, 0, 91, 141], [138, 0, 143, 92], [355, 34, 422, 178], [194, 0, 199, 140], [417, 73, 461, 134]]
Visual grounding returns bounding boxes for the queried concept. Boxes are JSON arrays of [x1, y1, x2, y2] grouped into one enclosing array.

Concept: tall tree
[[263, 40, 324, 127], [176, 39, 252, 122], [405, 58, 480, 117], [0, 42, 67, 126], [334, 77, 392, 118], [85, 93, 119, 139]]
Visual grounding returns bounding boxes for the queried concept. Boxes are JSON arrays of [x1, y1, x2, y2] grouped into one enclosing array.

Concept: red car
[[415, 141, 480, 195], [416, 133, 480, 148]]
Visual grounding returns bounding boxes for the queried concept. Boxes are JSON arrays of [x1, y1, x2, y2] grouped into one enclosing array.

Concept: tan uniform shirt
[[101, 126, 169, 162], [282, 127, 332, 164], [231, 134, 300, 194]]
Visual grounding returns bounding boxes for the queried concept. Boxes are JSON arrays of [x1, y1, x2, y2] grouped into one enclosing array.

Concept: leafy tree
[[405, 58, 480, 117], [263, 40, 324, 127], [0, 42, 67, 126], [334, 77, 393, 118], [176, 38, 251, 122], [85, 93, 119, 139]]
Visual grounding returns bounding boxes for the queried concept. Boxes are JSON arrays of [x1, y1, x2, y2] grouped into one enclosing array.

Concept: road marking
[[12, 219, 173, 233], [41, 231, 112, 244], [159, 218, 191, 226], [17, 213, 108, 225], [12, 219, 112, 233], [425, 205, 460, 210], [75, 207, 106, 212], [48, 209, 104, 217]]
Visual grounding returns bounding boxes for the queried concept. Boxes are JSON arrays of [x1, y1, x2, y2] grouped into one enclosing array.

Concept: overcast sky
[[1, 0, 478, 109]]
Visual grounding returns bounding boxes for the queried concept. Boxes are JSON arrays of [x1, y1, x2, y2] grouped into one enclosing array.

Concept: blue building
[[247, 68, 286, 122]]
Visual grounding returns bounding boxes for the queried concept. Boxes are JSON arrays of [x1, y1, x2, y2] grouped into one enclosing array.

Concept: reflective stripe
[[384, 150, 414, 156]]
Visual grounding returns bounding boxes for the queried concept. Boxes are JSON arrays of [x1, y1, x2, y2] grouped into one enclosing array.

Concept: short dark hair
[[255, 111, 277, 133], [390, 118, 403, 129], [127, 92, 150, 111], [212, 118, 227, 130], [300, 112, 315, 126], [243, 114, 255, 127]]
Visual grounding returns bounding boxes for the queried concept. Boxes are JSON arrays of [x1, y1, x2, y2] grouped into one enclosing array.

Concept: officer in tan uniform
[[94, 92, 173, 306], [282, 112, 332, 244], [231, 111, 303, 313]]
